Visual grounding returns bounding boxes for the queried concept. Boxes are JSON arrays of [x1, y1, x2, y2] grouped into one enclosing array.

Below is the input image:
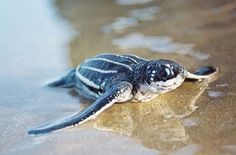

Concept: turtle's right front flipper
[[28, 82, 133, 135], [186, 66, 218, 80]]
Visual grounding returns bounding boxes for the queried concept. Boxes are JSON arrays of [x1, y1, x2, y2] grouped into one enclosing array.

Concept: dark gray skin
[[28, 54, 217, 135]]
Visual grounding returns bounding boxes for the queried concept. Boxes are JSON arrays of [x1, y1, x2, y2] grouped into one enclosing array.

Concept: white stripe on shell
[[81, 84, 100, 98], [96, 53, 118, 57], [96, 53, 138, 63], [125, 54, 149, 61], [97, 53, 148, 62], [85, 57, 133, 71], [96, 53, 150, 64], [81, 66, 118, 74], [76, 67, 100, 89], [121, 55, 138, 63]]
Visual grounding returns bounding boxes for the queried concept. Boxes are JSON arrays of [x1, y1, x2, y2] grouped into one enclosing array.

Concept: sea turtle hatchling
[[28, 53, 218, 134]]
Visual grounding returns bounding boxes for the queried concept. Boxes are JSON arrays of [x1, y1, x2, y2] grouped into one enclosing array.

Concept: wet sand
[[1, 0, 236, 154]]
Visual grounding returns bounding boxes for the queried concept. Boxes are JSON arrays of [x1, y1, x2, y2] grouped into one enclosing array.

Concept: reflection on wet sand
[[93, 80, 210, 151]]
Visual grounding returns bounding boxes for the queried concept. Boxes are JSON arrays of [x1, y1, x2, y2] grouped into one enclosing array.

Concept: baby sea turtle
[[28, 53, 217, 134]]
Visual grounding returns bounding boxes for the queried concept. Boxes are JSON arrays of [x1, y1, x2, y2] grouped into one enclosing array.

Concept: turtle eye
[[160, 67, 171, 80]]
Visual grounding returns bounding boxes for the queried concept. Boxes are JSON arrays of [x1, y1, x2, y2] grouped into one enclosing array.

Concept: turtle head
[[141, 60, 187, 93]]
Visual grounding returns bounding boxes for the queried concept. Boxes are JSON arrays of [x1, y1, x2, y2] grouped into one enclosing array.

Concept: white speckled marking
[[165, 67, 171, 75], [165, 64, 171, 68], [140, 74, 184, 94]]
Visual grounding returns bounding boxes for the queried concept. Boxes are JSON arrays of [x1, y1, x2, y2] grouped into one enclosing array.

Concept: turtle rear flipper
[[48, 69, 76, 88], [28, 82, 132, 135]]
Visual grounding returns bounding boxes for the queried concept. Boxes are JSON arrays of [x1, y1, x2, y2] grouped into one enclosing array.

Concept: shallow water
[[1, 0, 236, 154]]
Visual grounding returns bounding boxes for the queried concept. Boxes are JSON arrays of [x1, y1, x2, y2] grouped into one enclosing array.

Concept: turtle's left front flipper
[[28, 82, 133, 135], [186, 66, 219, 80]]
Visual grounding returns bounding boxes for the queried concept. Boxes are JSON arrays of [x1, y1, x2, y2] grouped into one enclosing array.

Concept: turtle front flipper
[[186, 66, 218, 80], [28, 82, 133, 135]]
